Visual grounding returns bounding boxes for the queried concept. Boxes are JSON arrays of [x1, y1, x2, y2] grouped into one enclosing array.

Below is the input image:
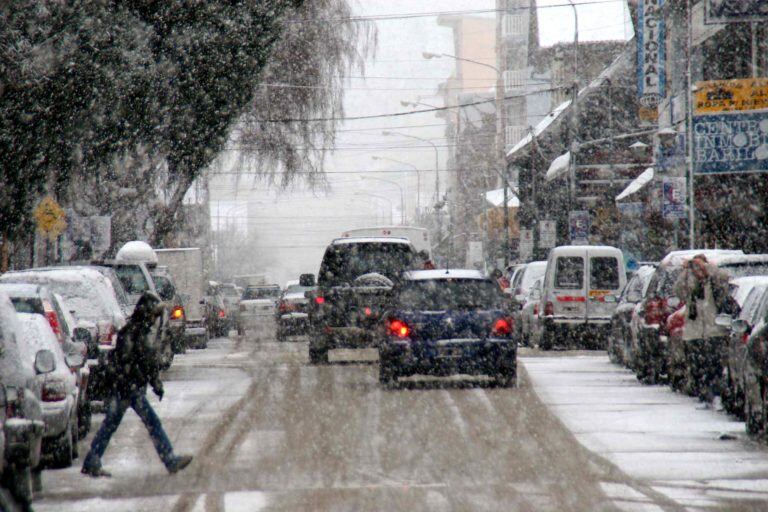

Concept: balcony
[[501, 14, 526, 38], [503, 69, 526, 93]]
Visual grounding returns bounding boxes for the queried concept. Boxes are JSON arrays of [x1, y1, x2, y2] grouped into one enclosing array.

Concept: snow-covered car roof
[[717, 254, 768, 266], [331, 236, 412, 246], [730, 276, 768, 307], [660, 249, 744, 267], [404, 269, 487, 281], [0, 282, 48, 298], [0, 268, 125, 324]]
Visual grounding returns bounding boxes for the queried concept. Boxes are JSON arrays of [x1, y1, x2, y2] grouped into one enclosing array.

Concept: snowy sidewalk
[[522, 355, 768, 511]]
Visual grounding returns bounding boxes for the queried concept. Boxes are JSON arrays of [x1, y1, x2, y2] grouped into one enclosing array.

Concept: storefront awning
[[615, 167, 654, 201], [485, 187, 520, 208], [545, 151, 571, 182]]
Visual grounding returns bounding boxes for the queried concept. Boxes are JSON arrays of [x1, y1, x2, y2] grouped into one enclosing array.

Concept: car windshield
[[243, 287, 280, 300], [319, 242, 416, 286], [114, 264, 150, 295], [398, 279, 505, 310]]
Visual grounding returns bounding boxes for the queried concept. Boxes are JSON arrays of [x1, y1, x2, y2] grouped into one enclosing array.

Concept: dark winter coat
[[108, 293, 164, 398]]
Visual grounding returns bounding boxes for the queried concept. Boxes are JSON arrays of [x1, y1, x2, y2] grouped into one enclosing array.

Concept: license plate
[[438, 346, 463, 358]]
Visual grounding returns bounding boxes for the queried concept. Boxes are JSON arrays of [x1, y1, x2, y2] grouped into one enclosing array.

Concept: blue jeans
[[83, 389, 175, 470]]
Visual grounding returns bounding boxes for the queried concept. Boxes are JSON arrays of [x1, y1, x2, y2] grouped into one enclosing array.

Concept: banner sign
[[637, 0, 666, 124], [705, 0, 768, 24], [662, 177, 687, 219], [695, 78, 768, 115], [692, 111, 768, 173], [539, 220, 557, 249], [519, 229, 533, 261], [569, 210, 590, 245]]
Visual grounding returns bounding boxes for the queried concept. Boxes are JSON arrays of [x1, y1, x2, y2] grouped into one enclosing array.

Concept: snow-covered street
[[25, 321, 768, 511]]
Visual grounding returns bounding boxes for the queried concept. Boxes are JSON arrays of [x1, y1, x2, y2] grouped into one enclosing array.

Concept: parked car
[[719, 277, 768, 418], [504, 263, 525, 295], [237, 284, 281, 335], [539, 246, 626, 350], [205, 282, 230, 339], [0, 267, 127, 401], [275, 282, 314, 340], [0, 292, 45, 507], [378, 269, 517, 387], [636, 250, 768, 385], [16, 313, 82, 468], [740, 290, 768, 435], [509, 261, 547, 342], [607, 265, 656, 366], [519, 277, 543, 347], [219, 282, 242, 324]]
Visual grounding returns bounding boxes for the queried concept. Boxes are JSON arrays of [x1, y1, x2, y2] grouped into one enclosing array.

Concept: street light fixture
[[360, 175, 406, 225], [371, 156, 421, 212]]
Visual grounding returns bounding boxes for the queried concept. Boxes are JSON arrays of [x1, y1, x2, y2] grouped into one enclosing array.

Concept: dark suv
[[305, 237, 419, 364]]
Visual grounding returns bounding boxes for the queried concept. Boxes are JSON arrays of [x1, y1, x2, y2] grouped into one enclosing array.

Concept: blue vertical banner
[[569, 210, 590, 245], [637, 0, 666, 124]]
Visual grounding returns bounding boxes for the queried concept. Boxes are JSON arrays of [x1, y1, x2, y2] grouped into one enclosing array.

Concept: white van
[[539, 245, 626, 350]]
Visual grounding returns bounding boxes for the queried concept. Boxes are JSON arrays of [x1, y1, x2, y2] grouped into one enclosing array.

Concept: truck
[[154, 248, 208, 348], [340, 226, 431, 257], [305, 236, 420, 364], [234, 274, 268, 288]]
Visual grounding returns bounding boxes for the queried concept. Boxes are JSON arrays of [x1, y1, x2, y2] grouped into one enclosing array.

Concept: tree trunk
[[1, 231, 9, 272], [150, 168, 196, 247]]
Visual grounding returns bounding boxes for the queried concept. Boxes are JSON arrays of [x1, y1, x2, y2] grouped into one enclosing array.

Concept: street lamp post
[[567, 0, 580, 219], [360, 176, 406, 225], [372, 156, 421, 213], [422, 51, 509, 266], [381, 131, 439, 205]]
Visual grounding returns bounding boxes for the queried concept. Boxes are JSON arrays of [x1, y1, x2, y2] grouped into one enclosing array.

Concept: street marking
[[224, 491, 268, 511], [441, 391, 469, 439]]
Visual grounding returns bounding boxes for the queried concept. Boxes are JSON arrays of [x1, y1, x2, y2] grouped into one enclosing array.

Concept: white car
[[16, 313, 81, 468], [519, 277, 543, 347], [237, 285, 281, 334]]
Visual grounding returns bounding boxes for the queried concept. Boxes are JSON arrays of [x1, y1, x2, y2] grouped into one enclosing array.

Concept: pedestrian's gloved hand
[[153, 383, 164, 401]]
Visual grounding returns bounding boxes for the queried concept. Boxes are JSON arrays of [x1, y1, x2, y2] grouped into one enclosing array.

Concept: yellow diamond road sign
[[33, 196, 67, 238]]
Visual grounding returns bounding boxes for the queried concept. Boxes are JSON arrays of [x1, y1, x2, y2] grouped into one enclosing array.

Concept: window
[[502, 14, 525, 37], [504, 69, 526, 92], [555, 257, 583, 289], [114, 265, 149, 295], [590, 257, 620, 290]]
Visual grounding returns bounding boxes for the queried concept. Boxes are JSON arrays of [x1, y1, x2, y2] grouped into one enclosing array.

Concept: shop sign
[[539, 220, 557, 249], [617, 202, 644, 217], [519, 229, 533, 261], [692, 111, 768, 174], [705, 0, 768, 24], [637, 0, 666, 124], [569, 211, 590, 245], [662, 177, 687, 219], [694, 78, 768, 115]]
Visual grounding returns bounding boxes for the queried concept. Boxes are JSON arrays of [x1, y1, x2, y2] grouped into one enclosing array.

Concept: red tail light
[[364, 307, 372, 317], [645, 298, 666, 326], [42, 299, 62, 343], [171, 306, 184, 320], [492, 317, 513, 336], [218, 309, 226, 319], [544, 301, 554, 316], [742, 332, 750, 344], [98, 323, 116, 346], [42, 379, 67, 402], [279, 301, 297, 313], [533, 304, 539, 316], [667, 310, 685, 337], [314, 296, 325, 305], [387, 319, 411, 339]]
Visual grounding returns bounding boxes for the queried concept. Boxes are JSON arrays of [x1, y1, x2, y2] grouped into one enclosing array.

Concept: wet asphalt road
[[37, 319, 653, 512]]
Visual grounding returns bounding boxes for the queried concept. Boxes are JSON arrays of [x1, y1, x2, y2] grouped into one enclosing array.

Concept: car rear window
[[243, 287, 280, 300], [319, 242, 416, 286], [590, 257, 620, 290], [10, 297, 42, 315], [649, 267, 682, 298], [555, 257, 584, 289], [114, 264, 150, 295], [398, 279, 505, 310], [721, 263, 768, 278]]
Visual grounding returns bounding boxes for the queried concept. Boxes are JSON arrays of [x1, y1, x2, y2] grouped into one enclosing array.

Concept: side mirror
[[65, 352, 85, 368], [731, 318, 749, 334], [300, 274, 316, 287], [667, 297, 681, 309], [34, 349, 56, 375], [74, 327, 92, 344]]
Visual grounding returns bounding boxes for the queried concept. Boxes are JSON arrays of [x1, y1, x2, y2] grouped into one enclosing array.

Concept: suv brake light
[[387, 319, 411, 339], [171, 305, 184, 320], [314, 296, 325, 305], [42, 299, 62, 343], [645, 297, 666, 326], [492, 317, 513, 336]]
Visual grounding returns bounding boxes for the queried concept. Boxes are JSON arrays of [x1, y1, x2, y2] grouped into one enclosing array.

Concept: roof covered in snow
[[660, 249, 744, 267], [545, 151, 571, 182], [615, 167, 654, 201], [485, 188, 520, 208], [331, 237, 412, 246]]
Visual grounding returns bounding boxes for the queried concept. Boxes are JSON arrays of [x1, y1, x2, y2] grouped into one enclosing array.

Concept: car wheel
[[4, 463, 33, 508], [276, 327, 286, 342], [78, 399, 92, 440], [745, 371, 765, 436], [379, 360, 398, 388], [49, 423, 75, 468], [71, 414, 80, 459], [492, 367, 517, 387], [308, 334, 329, 365], [539, 326, 554, 351]]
